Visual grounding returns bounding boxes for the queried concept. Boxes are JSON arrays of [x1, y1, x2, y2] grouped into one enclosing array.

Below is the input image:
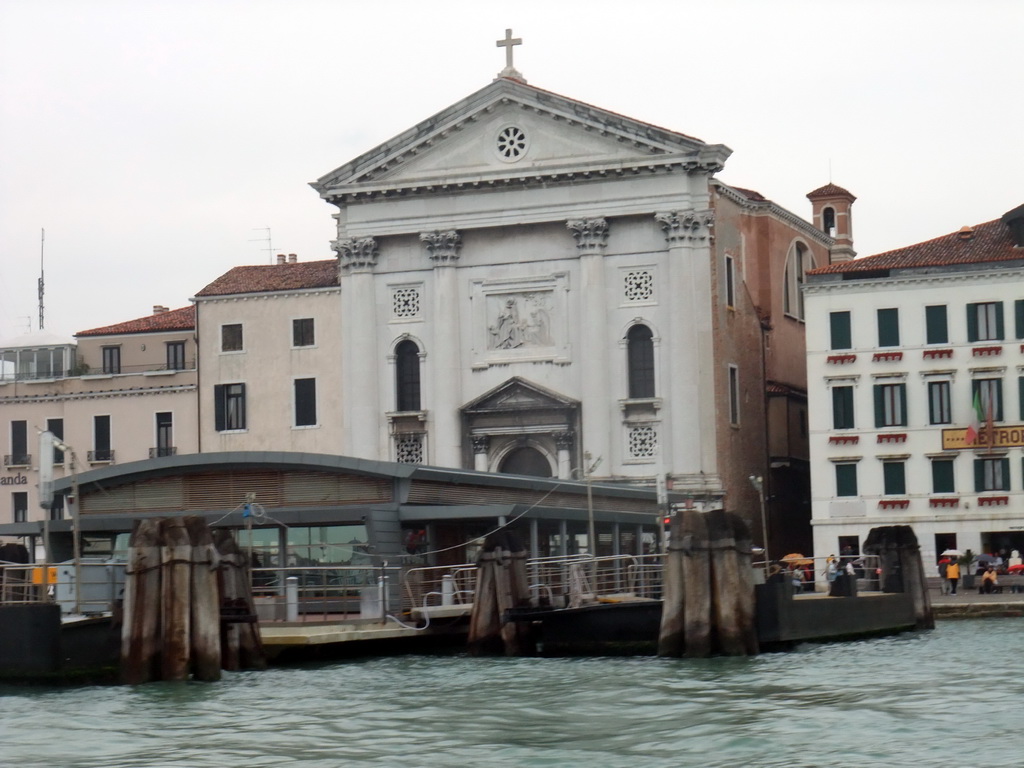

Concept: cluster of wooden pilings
[[121, 516, 266, 684], [467, 532, 533, 656], [658, 508, 758, 658], [863, 524, 934, 629]]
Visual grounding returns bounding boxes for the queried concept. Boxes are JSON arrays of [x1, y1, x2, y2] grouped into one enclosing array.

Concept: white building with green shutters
[[804, 204, 1024, 563]]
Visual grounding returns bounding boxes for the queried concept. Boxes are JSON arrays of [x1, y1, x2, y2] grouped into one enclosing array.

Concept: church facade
[[194, 72, 844, 554]]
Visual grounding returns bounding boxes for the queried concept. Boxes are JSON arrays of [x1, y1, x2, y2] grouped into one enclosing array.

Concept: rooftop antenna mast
[[249, 227, 275, 264], [38, 228, 45, 330]]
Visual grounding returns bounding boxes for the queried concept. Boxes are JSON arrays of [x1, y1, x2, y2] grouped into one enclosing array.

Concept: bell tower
[[807, 183, 857, 264]]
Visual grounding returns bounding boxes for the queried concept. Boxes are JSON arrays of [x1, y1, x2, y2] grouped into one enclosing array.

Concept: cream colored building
[[1, 306, 197, 533]]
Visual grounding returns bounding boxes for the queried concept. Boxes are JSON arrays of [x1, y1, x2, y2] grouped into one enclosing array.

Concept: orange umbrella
[[781, 553, 813, 566]]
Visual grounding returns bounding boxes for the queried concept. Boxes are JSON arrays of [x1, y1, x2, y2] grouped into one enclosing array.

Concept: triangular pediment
[[313, 78, 729, 197], [463, 376, 578, 415]]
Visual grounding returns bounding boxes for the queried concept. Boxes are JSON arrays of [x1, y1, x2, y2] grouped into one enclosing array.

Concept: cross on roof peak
[[495, 28, 526, 83]]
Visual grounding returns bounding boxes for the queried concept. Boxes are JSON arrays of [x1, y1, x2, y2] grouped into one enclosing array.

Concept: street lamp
[[749, 474, 769, 568]]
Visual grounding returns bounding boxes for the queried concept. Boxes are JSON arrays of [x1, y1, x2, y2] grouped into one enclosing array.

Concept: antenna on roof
[[38, 228, 45, 331], [249, 227, 275, 264]]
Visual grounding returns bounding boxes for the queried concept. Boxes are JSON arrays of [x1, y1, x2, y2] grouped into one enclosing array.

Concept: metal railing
[[3, 552, 888, 623]]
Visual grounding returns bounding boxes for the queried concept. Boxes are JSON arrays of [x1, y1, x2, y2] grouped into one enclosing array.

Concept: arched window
[[627, 324, 655, 398], [395, 340, 421, 411], [783, 243, 813, 321], [822, 207, 836, 237]]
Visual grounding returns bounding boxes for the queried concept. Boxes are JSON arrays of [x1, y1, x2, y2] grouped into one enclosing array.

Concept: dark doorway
[[499, 447, 552, 478]]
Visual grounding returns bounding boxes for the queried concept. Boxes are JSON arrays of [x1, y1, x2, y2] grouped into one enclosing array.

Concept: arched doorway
[[499, 447, 553, 478]]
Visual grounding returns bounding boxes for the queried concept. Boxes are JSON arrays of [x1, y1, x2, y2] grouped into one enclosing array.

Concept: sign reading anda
[[942, 424, 1024, 451]]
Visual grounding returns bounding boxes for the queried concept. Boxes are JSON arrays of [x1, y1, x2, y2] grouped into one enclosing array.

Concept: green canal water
[[1, 618, 1021, 768]]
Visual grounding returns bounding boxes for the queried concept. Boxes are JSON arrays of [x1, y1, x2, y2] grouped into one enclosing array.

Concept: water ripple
[[2, 619, 1023, 767]]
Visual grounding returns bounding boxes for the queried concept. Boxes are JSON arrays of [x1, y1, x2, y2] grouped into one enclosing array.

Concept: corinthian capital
[[420, 230, 462, 265], [334, 237, 379, 271], [566, 217, 609, 254], [655, 210, 715, 245]]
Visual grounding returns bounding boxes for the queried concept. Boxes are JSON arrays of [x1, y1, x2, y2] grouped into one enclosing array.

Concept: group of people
[[937, 550, 1022, 595]]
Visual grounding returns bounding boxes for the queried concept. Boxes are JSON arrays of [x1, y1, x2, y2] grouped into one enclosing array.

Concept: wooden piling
[[121, 518, 162, 685], [160, 518, 192, 681], [212, 529, 266, 671], [707, 509, 744, 656], [680, 508, 711, 658], [657, 513, 686, 657], [728, 512, 759, 656], [184, 516, 221, 682], [468, 532, 533, 656]]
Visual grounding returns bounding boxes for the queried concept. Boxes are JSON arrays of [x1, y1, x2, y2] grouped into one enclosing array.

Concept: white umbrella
[[941, 549, 963, 557]]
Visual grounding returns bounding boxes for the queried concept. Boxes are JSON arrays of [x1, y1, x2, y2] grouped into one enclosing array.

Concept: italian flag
[[965, 390, 984, 445]]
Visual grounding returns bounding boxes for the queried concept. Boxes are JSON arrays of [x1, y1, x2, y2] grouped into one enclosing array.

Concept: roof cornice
[[713, 181, 833, 246]]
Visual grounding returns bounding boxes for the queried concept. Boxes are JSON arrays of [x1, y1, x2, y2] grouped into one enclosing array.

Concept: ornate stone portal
[[462, 377, 580, 478]]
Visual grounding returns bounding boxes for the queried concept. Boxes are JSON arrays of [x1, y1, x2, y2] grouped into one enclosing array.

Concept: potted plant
[[958, 549, 976, 590]]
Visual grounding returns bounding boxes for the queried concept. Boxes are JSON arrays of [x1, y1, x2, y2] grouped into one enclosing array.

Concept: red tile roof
[[194, 259, 339, 297], [806, 183, 856, 201], [809, 216, 1020, 276], [76, 305, 196, 337], [725, 185, 769, 202]]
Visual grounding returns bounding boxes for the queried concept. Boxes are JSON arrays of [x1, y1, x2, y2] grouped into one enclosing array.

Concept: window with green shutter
[[974, 457, 1009, 492], [830, 311, 852, 350], [931, 458, 955, 493], [832, 386, 854, 429], [883, 461, 906, 495], [877, 308, 900, 347], [1016, 299, 1024, 339], [874, 383, 907, 427], [972, 378, 1004, 422], [967, 302, 1004, 342], [836, 463, 858, 497], [925, 305, 948, 344]]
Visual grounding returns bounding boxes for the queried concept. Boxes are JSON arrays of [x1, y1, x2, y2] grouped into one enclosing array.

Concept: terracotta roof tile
[[808, 216, 1020, 276], [806, 183, 856, 201], [195, 259, 339, 297], [725, 185, 769, 202], [76, 305, 196, 337]]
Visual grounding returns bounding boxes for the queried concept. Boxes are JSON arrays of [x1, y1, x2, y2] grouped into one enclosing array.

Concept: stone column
[[655, 211, 717, 477], [421, 230, 463, 467], [555, 431, 574, 479], [472, 435, 490, 472], [567, 217, 610, 470], [335, 237, 380, 457]]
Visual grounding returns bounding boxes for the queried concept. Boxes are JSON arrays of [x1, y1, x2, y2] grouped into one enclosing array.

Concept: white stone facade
[[806, 246, 1024, 563]]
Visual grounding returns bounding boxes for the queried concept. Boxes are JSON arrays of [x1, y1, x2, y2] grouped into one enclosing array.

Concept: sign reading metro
[[942, 425, 1024, 451]]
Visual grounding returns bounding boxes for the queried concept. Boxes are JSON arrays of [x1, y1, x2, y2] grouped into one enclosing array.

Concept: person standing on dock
[[937, 559, 950, 595], [946, 559, 960, 595]]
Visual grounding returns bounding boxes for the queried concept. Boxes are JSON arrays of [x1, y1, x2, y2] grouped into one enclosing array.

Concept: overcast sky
[[2, 0, 1021, 340]]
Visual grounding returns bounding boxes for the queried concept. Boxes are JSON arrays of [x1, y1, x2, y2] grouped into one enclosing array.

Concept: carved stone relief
[[487, 292, 553, 350]]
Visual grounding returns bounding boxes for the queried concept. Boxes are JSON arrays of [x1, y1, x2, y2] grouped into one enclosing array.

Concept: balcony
[[828, 435, 859, 445], [978, 495, 1009, 507], [922, 348, 953, 360], [87, 449, 115, 463], [929, 497, 960, 508], [149, 447, 178, 458], [872, 351, 903, 362], [877, 499, 910, 510], [826, 354, 857, 365], [972, 346, 1002, 357], [877, 433, 907, 444], [3, 454, 31, 467]]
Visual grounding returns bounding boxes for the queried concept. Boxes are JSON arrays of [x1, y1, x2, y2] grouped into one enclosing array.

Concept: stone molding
[[655, 210, 714, 245], [420, 230, 462, 265], [471, 435, 490, 454], [566, 218, 609, 254], [334, 237, 379, 272], [554, 431, 575, 451]]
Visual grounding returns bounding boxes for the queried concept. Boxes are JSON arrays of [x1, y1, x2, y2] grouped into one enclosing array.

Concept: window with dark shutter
[[832, 386, 854, 429], [925, 305, 948, 344], [294, 378, 317, 426], [395, 340, 421, 412], [836, 464, 858, 497], [877, 308, 900, 347], [830, 312, 851, 350]]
